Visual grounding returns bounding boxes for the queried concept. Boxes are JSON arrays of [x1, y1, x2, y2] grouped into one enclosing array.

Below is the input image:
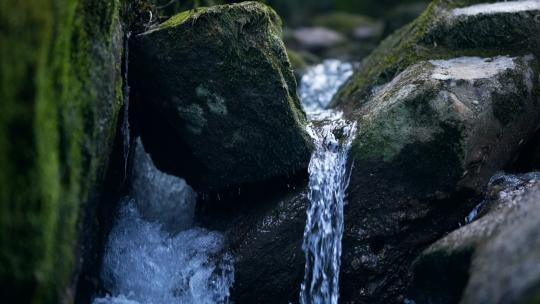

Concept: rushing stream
[[94, 140, 234, 304], [94, 59, 355, 304], [299, 60, 357, 304]]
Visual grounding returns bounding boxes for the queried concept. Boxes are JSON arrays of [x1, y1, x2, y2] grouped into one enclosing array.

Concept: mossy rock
[[333, 0, 540, 111], [408, 174, 540, 304], [0, 0, 124, 302], [334, 1, 540, 298], [132, 2, 313, 191], [351, 54, 540, 191], [339, 53, 540, 302]]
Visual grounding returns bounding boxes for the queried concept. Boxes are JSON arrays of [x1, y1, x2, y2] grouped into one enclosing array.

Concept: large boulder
[[0, 0, 125, 302], [132, 2, 313, 191], [408, 173, 540, 304], [329, 1, 540, 302], [340, 52, 540, 303]]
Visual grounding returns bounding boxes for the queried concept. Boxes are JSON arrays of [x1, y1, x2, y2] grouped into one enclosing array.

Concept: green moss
[[158, 7, 206, 29], [332, 1, 439, 109], [351, 84, 442, 161], [332, 0, 540, 111], [0, 0, 124, 302]]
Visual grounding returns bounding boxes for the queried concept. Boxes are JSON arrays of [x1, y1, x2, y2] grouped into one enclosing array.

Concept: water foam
[[94, 139, 234, 304]]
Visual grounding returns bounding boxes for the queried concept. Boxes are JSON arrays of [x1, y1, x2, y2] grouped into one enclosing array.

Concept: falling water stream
[[94, 59, 354, 304], [299, 59, 357, 304]]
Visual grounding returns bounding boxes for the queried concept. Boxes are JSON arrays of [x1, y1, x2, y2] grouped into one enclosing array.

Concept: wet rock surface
[[132, 2, 312, 191], [203, 45, 540, 303], [408, 172, 540, 304], [226, 189, 309, 304], [339, 52, 540, 303], [325, 0, 540, 302]]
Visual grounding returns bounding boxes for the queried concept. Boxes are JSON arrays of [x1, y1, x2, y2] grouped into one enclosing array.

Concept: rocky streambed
[[2, 1, 540, 304]]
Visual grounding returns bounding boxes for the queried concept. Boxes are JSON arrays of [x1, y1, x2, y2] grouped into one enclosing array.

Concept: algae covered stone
[[132, 2, 312, 190]]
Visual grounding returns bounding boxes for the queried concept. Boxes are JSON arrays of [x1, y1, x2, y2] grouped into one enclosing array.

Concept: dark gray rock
[[132, 2, 313, 191], [328, 1, 540, 302], [338, 52, 540, 303], [408, 172, 540, 304], [333, 0, 540, 111]]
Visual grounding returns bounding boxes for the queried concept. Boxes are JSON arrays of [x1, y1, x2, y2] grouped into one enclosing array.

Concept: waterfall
[[122, 32, 131, 177], [93, 139, 234, 304], [299, 60, 357, 304]]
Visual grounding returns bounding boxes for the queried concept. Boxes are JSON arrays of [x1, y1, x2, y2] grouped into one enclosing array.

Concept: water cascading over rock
[[299, 60, 357, 304], [300, 120, 357, 304]]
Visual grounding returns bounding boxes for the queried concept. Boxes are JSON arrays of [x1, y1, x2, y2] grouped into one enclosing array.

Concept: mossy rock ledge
[[132, 2, 313, 191], [331, 1, 540, 302]]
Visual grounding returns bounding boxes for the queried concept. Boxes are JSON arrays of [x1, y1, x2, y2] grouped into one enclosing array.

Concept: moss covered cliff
[[0, 0, 125, 302]]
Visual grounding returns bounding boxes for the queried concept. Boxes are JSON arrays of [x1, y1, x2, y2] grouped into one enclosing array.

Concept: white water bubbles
[[94, 200, 234, 304], [94, 139, 234, 304]]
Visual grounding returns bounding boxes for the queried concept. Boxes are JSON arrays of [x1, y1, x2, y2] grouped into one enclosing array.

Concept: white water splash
[[130, 138, 196, 233], [299, 59, 357, 304], [94, 139, 234, 304]]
